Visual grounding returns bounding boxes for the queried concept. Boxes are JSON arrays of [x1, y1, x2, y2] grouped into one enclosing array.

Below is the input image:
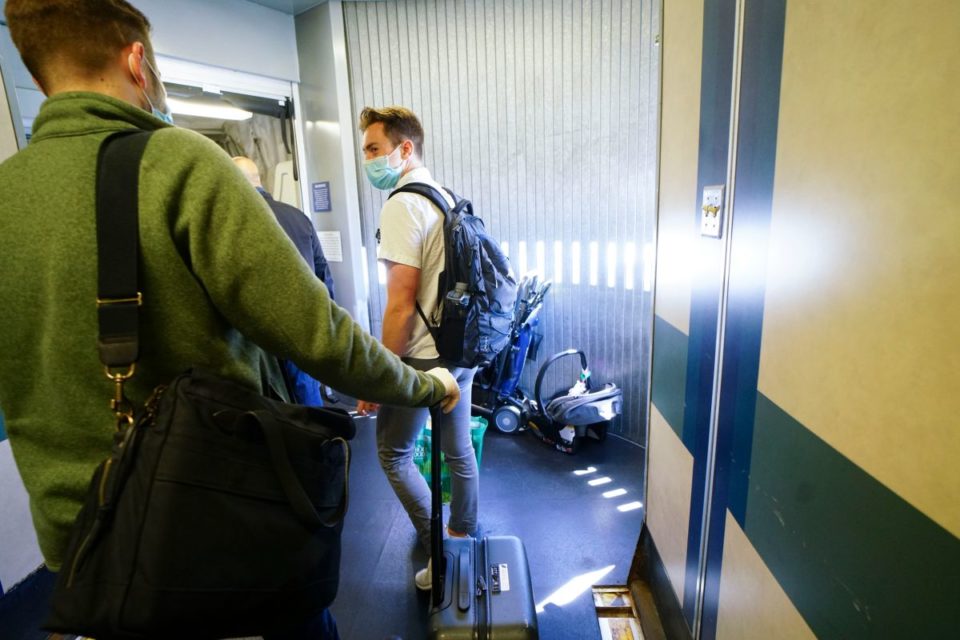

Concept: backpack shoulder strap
[[387, 182, 456, 343], [388, 182, 455, 215]]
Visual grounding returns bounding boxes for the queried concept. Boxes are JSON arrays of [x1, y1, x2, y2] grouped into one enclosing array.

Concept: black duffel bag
[[45, 370, 354, 639]]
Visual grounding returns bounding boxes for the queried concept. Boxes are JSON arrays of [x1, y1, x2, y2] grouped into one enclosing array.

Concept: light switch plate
[[700, 185, 724, 238]]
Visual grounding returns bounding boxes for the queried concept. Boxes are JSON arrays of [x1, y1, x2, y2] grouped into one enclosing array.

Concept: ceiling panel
[[244, 0, 328, 15]]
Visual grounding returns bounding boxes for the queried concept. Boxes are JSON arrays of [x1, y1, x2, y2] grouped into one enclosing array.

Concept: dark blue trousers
[[263, 608, 340, 640], [280, 359, 324, 406]]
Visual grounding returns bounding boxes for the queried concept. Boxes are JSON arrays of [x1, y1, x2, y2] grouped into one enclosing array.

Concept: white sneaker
[[415, 559, 432, 591]]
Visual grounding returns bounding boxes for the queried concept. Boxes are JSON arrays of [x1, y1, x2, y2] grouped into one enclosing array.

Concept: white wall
[[0, 60, 42, 594], [0, 21, 41, 135], [0, 441, 43, 593], [0, 0, 298, 81], [1, 0, 300, 133], [294, 1, 371, 331], [130, 0, 300, 81]]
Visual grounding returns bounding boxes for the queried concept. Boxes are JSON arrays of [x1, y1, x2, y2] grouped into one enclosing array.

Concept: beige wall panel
[[757, 0, 960, 535], [0, 65, 18, 162], [715, 511, 815, 640], [653, 0, 703, 333], [646, 405, 694, 602]]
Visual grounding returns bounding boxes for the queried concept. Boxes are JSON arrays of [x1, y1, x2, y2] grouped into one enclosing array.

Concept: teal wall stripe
[[746, 394, 960, 637], [651, 312, 960, 634], [651, 315, 689, 445]]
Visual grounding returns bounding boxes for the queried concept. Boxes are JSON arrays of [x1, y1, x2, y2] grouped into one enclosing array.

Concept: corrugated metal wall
[[343, 0, 659, 443]]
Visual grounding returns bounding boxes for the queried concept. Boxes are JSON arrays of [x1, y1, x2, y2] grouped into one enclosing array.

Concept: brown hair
[[359, 106, 425, 157], [4, 0, 153, 89]]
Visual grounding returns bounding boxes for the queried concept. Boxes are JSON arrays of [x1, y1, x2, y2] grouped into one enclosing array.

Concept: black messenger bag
[[45, 131, 354, 639]]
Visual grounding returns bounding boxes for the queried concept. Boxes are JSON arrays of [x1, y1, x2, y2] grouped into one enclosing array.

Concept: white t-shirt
[[377, 167, 454, 359]]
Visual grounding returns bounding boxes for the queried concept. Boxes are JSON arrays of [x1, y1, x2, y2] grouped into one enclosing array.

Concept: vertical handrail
[[692, 0, 746, 636]]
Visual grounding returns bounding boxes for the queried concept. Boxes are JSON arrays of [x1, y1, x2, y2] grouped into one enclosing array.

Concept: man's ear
[[125, 42, 147, 89], [402, 139, 415, 160]]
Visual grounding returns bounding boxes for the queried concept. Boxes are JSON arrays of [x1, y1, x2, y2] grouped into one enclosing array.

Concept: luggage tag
[[490, 563, 511, 593]]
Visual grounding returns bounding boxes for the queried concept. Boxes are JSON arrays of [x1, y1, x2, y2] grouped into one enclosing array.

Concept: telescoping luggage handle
[[429, 404, 445, 608]]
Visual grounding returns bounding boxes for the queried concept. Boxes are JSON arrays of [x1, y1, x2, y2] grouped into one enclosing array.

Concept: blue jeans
[[376, 360, 478, 552]]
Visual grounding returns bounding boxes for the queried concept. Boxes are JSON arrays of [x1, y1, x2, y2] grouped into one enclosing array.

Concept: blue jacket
[[259, 188, 335, 300]]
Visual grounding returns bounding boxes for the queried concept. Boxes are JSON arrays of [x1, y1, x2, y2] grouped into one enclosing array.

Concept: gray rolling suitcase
[[427, 406, 539, 639]]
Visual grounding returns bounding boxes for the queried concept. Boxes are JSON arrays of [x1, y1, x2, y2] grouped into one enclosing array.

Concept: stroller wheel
[[492, 405, 523, 434]]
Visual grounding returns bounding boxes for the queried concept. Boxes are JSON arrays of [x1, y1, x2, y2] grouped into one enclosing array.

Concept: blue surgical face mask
[[149, 103, 175, 126], [136, 56, 174, 125], [147, 101, 175, 125], [364, 146, 404, 190]]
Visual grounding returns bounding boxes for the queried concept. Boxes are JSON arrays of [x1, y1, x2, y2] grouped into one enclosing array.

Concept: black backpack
[[388, 183, 518, 368]]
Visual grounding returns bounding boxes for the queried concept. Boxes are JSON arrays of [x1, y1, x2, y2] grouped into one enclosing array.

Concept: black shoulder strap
[[95, 131, 153, 369], [388, 182, 455, 215]]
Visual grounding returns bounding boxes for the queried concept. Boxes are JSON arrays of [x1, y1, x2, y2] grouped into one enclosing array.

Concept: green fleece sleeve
[[150, 129, 445, 407]]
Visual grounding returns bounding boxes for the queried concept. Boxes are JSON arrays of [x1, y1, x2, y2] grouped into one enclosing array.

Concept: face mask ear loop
[[388, 144, 401, 168], [395, 143, 412, 172], [143, 56, 165, 96]]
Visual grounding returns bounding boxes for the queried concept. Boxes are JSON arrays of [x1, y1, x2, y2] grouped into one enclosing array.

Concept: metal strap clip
[[96, 292, 143, 307], [105, 364, 136, 428]]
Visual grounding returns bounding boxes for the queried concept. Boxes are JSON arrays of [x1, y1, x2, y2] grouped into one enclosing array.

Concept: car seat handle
[[534, 349, 588, 411]]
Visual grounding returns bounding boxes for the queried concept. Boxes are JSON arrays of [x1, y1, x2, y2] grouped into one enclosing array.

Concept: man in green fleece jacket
[[0, 1, 458, 633]]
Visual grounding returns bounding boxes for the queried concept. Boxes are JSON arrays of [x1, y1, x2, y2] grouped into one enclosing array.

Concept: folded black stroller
[[472, 274, 550, 433], [527, 349, 623, 454]]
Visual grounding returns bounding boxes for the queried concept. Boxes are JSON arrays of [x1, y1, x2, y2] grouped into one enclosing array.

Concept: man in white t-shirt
[[356, 106, 478, 591]]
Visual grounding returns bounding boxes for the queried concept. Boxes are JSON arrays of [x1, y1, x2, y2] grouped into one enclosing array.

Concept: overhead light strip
[[156, 55, 292, 102], [166, 97, 253, 121]]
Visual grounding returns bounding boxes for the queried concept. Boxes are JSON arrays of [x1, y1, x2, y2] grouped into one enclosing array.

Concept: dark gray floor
[[331, 418, 646, 640]]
